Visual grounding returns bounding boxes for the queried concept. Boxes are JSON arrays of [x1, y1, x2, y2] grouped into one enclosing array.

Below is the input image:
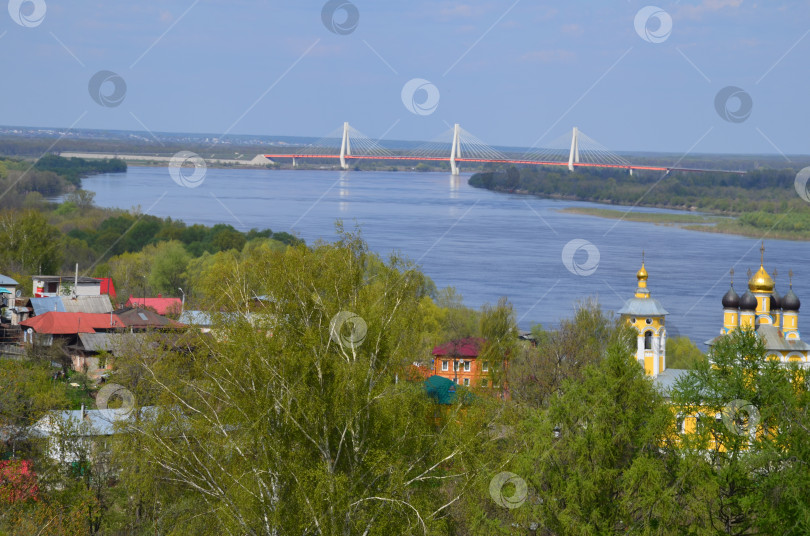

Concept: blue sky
[[1, 0, 809, 154]]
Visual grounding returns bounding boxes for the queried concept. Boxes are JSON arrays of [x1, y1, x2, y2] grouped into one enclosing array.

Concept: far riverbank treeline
[[469, 166, 810, 240], [0, 154, 303, 304], [0, 154, 126, 209]]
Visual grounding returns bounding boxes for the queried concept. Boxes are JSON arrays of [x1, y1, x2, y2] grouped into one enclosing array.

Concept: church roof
[[618, 297, 669, 316], [705, 324, 810, 353], [653, 368, 690, 396]]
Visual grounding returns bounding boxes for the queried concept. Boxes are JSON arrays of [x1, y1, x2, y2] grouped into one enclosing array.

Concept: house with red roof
[[125, 295, 182, 316], [431, 337, 509, 397], [20, 311, 123, 335], [20, 312, 124, 379]]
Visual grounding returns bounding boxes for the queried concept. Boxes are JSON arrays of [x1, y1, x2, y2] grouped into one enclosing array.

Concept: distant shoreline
[[59, 151, 270, 168], [558, 206, 809, 241]]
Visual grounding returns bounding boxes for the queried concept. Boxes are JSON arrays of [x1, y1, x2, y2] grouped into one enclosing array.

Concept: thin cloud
[[678, 0, 744, 20], [561, 23, 583, 36], [520, 49, 576, 63]]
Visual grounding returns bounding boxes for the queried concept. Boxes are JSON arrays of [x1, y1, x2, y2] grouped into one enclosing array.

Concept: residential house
[[20, 312, 124, 376], [431, 337, 509, 397], [61, 295, 114, 314], [178, 310, 214, 333], [30, 406, 154, 463], [0, 273, 20, 324], [13, 295, 114, 326], [70, 332, 148, 380], [125, 294, 182, 316], [115, 307, 185, 331], [33, 275, 102, 298]]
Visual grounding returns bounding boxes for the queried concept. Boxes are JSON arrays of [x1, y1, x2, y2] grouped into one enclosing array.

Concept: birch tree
[[114, 228, 487, 535]]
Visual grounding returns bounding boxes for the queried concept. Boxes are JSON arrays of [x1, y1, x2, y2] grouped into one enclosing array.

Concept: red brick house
[[431, 337, 508, 397]]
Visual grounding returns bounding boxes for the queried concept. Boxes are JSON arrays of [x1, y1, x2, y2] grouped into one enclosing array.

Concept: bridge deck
[[262, 154, 746, 175]]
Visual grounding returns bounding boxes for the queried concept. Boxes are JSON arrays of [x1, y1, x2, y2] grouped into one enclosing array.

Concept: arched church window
[[644, 331, 652, 350]]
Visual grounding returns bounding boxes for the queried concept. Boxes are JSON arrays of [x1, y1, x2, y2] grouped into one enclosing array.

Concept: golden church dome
[[637, 263, 648, 282], [749, 265, 774, 293]]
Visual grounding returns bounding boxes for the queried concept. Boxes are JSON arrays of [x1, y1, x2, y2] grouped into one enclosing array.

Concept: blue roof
[[0, 274, 18, 286], [179, 310, 214, 325], [30, 297, 66, 316], [617, 297, 669, 316], [32, 407, 157, 437], [653, 368, 690, 396]]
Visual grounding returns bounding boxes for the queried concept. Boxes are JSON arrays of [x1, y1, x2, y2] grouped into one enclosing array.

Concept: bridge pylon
[[450, 123, 461, 175], [340, 121, 351, 170], [568, 126, 580, 172]]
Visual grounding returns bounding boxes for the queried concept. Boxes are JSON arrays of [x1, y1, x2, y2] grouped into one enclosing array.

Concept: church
[[711, 244, 809, 362], [618, 244, 808, 392]]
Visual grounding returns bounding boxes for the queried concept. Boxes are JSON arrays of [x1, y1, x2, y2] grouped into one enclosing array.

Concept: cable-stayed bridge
[[263, 123, 746, 175]]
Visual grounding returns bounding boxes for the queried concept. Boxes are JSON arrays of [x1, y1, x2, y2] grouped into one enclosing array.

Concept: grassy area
[[559, 207, 724, 224], [559, 206, 810, 241], [62, 370, 96, 410]]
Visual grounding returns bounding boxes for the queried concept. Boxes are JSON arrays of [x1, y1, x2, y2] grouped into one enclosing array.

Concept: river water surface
[[80, 167, 810, 348]]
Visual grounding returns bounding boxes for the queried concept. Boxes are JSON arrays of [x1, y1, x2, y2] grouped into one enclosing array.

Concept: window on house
[[441, 360, 448, 371], [482, 361, 489, 372], [463, 378, 470, 386], [463, 361, 471, 372], [644, 331, 652, 350], [453, 361, 459, 371], [481, 378, 488, 387]]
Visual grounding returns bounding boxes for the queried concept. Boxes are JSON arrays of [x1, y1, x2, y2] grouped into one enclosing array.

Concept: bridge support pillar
[[568, 126, 579, 172], [340, 122, 351, 170], [450, 123, 460, 175]]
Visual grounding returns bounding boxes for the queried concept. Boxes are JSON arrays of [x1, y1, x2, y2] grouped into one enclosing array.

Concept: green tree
[[0, 360, 70, 457], [671, 328, 809, 535], [112, 229, 483, 534], [0, 210, 62, 275], [508, 299, 632, 408], [148, 240, 190, 295], [665, 335, 706, 369], [63, 189, 96, 210], [513, 341, 680, 534]]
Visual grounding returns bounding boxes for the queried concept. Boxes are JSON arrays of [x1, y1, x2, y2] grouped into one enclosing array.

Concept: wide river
[[81, 167, 810, 348]]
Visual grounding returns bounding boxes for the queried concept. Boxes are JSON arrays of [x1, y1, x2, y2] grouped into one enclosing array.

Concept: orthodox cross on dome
[[760, 241, 765, 266], [747, 268, 752, 279], [789, 269, 794, 289], [642, 250, 645, 264], [773, 268, 778, 282], [729, 267, 734, 286]]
